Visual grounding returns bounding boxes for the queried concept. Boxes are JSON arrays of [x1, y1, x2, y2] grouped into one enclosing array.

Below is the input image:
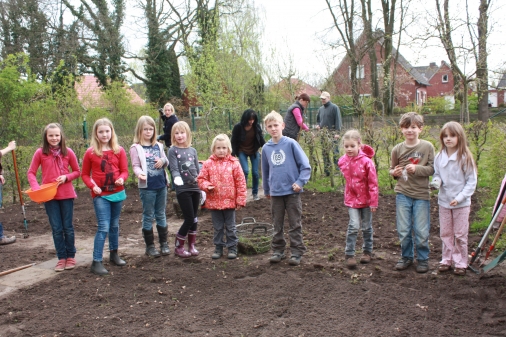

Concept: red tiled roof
[[75, 75, 145, 109]]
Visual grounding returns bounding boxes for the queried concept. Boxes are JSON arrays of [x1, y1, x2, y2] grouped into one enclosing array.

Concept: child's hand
[[207, 185, 215, 190], [7, 140, 16, 151], [405, 164, 416, 174], [0, 175, 4, 184], [154, 158, 163, 169], [138, 174, 147, 181], [55, 175, 67, 185], [115, 178, 124, 186], [292, 183, 301, 192], [93, 186, 102, 194], [450, 199, 458, 206], [391, 165, 403, 177], [371, 207, 377, 212]]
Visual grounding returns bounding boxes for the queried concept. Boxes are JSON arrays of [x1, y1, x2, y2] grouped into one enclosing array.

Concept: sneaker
[[227, 246, 238, 259], [65, 258, 76, 270], [360, 252, 371, 264], [288, 255, 302, 266], [55, 259, 66, 272], [346, 255, 357, 269], [395, 257, 413, 270], [212, 246, 223, 259], [416, 260, 429, 273], [453, 268, 466, 276], [0, 236, 16, 245], [269, 251, 286, 263], [438, 264, 451, 272], [253, 194, 260, 201]]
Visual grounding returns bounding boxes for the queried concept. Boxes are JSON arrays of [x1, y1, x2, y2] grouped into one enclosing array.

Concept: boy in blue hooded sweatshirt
[[261, 111, 311, 266]]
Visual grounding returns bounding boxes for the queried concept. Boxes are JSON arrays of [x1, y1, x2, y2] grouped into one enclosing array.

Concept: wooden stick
[[0, 263, 36, 277]]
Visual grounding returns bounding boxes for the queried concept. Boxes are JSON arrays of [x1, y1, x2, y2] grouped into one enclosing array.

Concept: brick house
[[332, 32, 455, 108], [490, 73, 506, 107]]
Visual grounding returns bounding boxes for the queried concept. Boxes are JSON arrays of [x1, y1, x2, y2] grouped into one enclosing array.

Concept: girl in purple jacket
[[28, 123, 81, 272], [338, 129, 378, 269]]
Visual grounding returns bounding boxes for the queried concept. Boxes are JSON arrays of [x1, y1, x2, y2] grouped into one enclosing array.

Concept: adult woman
[[231, 109, 265, 201], [157, 102, 179, 148], [283, 93, 310, 141]]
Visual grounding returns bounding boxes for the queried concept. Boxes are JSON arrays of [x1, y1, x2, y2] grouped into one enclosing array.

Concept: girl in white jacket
[[430, 121, 477, 276]]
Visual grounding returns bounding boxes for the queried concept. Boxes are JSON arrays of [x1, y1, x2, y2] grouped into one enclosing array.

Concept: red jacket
[[338, 144, 379, 208], [197, 154, 247, 210]]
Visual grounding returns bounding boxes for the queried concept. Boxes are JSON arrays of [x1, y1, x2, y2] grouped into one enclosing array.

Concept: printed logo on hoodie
[[271, 150, 286, 166]]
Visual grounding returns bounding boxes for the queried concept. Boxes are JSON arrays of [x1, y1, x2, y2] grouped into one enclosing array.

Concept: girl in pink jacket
[[28, 123, 81, 272], [338, 129, 378, 269], [198, 134, 247, 260]]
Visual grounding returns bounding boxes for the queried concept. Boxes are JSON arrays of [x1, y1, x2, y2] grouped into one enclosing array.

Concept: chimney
[[430, 62, 436, 67]]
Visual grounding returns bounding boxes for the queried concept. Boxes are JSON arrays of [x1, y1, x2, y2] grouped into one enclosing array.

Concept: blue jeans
[[396, 193, 430, 261], [44, 199, 76, 260], [92, 196, 123, 261], [139, 187, 167, 230], [345, 207, 373, 256], [238, 152, 260, 195]]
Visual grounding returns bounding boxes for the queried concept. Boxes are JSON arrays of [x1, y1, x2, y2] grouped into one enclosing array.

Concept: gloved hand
[[429, 179, 441, 190], [174, 176, 183, 186], [158, 108, 164, 116]]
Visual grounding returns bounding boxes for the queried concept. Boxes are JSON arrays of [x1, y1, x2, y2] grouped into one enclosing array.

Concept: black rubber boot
[[109, 249, 126, 266], [143, 228, 161, 258], [90, 261, 109, 276], [156, 225, 170, 256]]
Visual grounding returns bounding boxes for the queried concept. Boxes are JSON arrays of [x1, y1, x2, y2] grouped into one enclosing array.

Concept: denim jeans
[[176, 191, 200, 237], [211, 209, 238, 247], [139, 187, 167, 230], [238, 152, 260, 195], [92, 196, 123, 261], [270, 194, 306, 256], [345, 207, 373, 256], [396, 193, 430, 261], [44, 199, 76, 260]]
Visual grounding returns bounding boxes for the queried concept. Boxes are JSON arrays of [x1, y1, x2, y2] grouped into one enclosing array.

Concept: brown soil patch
[[0, 188, 505, 336]]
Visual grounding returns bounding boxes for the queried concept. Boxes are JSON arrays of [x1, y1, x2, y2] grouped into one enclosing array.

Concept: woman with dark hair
[[283, 93, 310, 141], [231, 109, 266, 201]]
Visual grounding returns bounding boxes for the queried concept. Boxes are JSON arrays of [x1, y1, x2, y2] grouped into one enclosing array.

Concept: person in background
[[157, 102, 179, 149], [283, 93, 311, 141], [130, 116, 171, 258], [231, 109, 265, 201], [198, 134, 247, 260], [316, 91, 342, 176], [0, 140, 17, 245]]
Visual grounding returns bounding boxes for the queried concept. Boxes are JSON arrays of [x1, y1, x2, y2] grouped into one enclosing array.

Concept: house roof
[[75, 75, 145, 109], [498, 73, 506, 89], [413, 61, 451, 82], [391, 48, 431, 86], [270, 78, 320, 100]]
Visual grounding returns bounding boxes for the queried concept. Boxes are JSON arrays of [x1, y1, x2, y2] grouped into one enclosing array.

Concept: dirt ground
[[1, 187, 506, 336]]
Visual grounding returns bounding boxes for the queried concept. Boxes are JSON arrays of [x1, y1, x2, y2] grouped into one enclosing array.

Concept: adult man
[[316, 91, 342, 176]]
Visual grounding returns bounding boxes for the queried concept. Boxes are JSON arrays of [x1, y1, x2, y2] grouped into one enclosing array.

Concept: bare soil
[[1, 188, 506, 336]]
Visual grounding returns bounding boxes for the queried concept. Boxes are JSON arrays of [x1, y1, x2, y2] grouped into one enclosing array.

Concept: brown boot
[[360, 251, 371, 264], [346, 255, 357, 269]]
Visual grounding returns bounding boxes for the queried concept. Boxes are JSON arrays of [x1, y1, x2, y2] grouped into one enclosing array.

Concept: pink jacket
[[338, 144, 379, 208], [197, 154, 247, 210], [27, 148, 81, 200]]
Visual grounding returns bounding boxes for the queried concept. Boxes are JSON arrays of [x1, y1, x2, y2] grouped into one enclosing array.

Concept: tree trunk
[[476, 0, 489, 122]]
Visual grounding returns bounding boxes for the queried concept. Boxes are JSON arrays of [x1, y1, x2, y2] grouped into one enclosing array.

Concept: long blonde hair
[[90, 118, 120, 156], [439, 121, 476, 171], [171, 121, 192, 147], [133, 116, 157, 145]]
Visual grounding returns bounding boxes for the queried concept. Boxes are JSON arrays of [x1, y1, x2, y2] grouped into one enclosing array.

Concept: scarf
[[50, 146, 65, 174]]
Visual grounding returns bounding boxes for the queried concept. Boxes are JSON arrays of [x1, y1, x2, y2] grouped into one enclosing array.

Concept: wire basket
[[237, 217, 274, 255]]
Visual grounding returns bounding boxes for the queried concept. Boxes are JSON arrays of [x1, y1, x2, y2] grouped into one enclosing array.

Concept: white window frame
[[348, 65, 365, 79], [442, 74, 449, 83]]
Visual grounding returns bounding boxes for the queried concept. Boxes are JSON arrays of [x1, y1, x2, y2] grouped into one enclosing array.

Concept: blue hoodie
[[261, 136, 311, 196]]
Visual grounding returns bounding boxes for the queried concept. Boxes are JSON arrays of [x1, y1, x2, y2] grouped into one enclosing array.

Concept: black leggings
[[176, 191, 200, 236]]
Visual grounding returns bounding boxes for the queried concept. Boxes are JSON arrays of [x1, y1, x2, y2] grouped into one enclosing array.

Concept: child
[[82, 118, 129, 275], [168, 121, 201, 258], [198, 134, 247, 259], [430, 121, 477, 276], [0, 140, 17, 245], [27, 124, 80, 271], [261, 111, 311, 266], [130, 116, 170, 258], [390, 112, 435, 273], [338, 130, 378, 269]]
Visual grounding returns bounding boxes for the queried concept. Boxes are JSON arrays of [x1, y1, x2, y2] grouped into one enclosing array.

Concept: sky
[[122, 0, 505, 86]]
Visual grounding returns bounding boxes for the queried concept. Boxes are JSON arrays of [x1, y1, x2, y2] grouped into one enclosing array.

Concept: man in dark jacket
[[316, 91, 342, 176]]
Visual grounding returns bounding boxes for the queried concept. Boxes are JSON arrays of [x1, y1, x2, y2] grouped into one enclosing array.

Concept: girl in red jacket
[[28, 123, 81, 272], [338, 129, 378, 269], [82, 118, 129, 276], [198, 134, 247, 259]]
